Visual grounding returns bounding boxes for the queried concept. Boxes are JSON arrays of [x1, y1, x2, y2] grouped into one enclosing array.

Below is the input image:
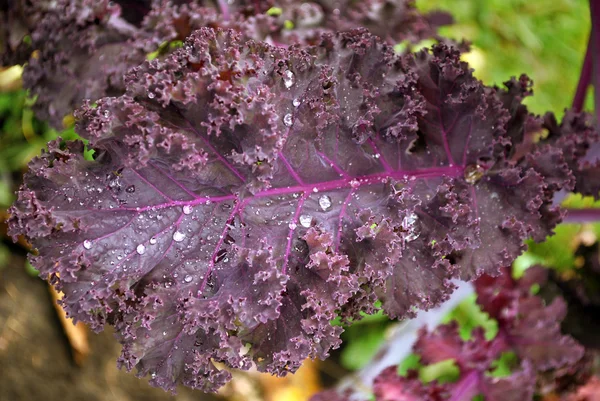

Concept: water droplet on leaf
[[173, 231, 186, 242], [214, 249, 227, 263], [319, 195, 332, 211], [464, 164, 484, 184], [402, 213, 420, 242], [293, 98, 301, 107], [283, 70, 295, 88], [83, 240, 92, 250], [283, 113, 293, 127], [149, 237, 157, 244], [224, 234, 235, 245], [299, 214, 312, 227], [183, 205, 193, 215], [184, 275, 193, 283], [136, 244, 146, 255], [125, 185, 135, 193]]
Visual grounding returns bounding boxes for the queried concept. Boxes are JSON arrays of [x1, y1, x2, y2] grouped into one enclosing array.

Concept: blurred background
[[0, 0, 597, 400]]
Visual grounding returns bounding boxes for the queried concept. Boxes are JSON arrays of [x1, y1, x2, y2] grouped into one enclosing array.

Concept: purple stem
[[573, 35, 592, 112], [85, 165, 463, 215], [217, 0, 231, 21], [447, 371, 480, 401], [589, 0, 600, 123], [563, 208, 600, 223]]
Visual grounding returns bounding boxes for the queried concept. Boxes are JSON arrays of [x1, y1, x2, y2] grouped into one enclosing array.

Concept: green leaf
[[419, 359, 460, 384], [266, 6, 283, 16], [397, 353, 422, 376], [24, 260, 40, 277], [488, 351, 518, 378], [442, 294, 498, 340], [340, 323, 389, 370]]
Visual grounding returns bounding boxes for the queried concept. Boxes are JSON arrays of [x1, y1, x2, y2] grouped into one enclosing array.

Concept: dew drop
[[214, 249, 228, 263], [283, 70, 295, 89], [125, 185, 135, 193], [288, 222, 297, 230], [224, 234, 235, 245], [83, 240, 92, 250], [293, 98, 301, 107], [173, 231, 186, 242], [148, 92, 155, 99], [299, 214, 312, 228], [318, 195, 332, 211], [183, 205, 193, 215], [283, 113, 293, 127], [464, 164, 485, 185], [149, 237, 157, 245], [402, 213, 420, 242], [312, 187, 319, 193], [184, 275, 193, 283], [136, 244, 146, 255]]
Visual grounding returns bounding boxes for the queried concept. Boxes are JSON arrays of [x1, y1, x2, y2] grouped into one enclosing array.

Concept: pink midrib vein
[[126, 165, 464, 213]]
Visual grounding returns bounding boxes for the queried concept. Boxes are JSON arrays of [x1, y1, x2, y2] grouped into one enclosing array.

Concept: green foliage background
[[418, 0, 591, 115]]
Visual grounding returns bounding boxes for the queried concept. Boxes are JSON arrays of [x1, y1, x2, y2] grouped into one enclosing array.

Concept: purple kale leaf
[[539, 111, 600, 199], [2, 0, 452, 128], [7, 28, 588, 392], [475, 266, 585, 371], [316, 267, 584, 401], [1, 0, 150, 128], [246, 0, 452, 47]]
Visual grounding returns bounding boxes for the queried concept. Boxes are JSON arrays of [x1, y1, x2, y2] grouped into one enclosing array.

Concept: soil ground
[[0, 254, 220, 401]]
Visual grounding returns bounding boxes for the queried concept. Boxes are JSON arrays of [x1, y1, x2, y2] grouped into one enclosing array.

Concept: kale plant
[[2, 0, 599, 397]]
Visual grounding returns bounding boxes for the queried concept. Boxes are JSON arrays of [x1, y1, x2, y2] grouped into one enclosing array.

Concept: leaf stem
[[217, 0, 231, 21], [562, 208, 600, 223], [589, 0, 600, 122], [573, 35, 592, 112]]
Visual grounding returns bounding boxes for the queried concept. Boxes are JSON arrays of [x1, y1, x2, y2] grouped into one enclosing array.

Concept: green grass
[[417, 0, 591, 116]]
